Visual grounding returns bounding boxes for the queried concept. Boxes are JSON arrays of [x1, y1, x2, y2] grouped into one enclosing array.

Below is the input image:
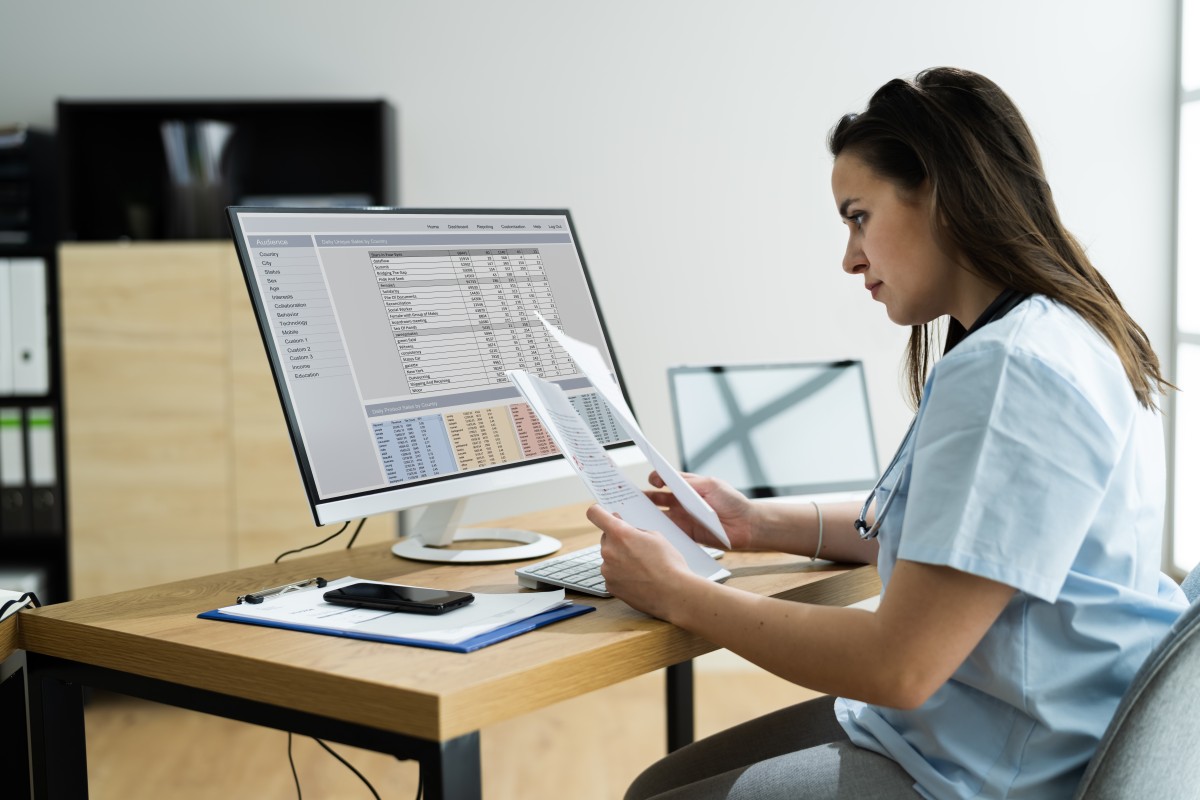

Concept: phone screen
[[323, 582, 474, 614]]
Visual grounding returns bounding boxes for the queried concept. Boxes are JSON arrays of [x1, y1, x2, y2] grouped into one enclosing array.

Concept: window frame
[[1169, 0, 1199, 576]]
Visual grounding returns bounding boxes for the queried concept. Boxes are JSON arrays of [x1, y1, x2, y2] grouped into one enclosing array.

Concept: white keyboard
[[515, 543, 724, 598]]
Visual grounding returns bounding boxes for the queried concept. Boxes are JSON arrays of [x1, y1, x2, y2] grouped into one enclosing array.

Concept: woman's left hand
[[586, 504, 694, 620]]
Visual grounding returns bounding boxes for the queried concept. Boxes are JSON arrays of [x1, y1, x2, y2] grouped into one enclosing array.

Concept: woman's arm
[[591, 505, 1014, 709], [643, 472, 879, 565], [751, 499, 880, 565]]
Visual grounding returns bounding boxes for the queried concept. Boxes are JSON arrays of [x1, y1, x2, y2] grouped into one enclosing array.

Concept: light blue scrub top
[[835, 295, 1187, 799]]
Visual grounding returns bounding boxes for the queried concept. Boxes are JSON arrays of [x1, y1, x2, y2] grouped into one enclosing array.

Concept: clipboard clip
[[237, 577, 328, 605]]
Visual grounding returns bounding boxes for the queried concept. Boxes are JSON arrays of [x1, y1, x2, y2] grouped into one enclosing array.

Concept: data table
[[372, 248, 576, 394]]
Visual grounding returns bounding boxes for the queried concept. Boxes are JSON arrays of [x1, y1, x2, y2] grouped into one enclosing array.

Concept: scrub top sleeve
[[897, 346, 1124, 603]]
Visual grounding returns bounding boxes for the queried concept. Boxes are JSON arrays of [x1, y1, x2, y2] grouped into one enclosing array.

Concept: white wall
[[1, 1, 1178, 522]]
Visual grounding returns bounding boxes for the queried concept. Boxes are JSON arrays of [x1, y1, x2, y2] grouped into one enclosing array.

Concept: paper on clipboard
[[507, 370, 728, 583], [535, 313, 730, 548], [208, 577, 574, 646]]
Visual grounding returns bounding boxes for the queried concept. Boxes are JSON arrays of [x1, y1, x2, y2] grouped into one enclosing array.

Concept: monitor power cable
[[273, 518, 367, 563], [286, 732, 422, 800], [276, 517, 412, 798], [312, 737, 382, 800]]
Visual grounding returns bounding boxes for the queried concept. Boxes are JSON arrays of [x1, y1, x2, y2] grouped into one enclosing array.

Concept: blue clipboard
[[198, 602, 593, 653]]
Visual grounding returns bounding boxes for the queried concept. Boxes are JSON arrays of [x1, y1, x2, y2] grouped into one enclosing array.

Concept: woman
[[589, 67, 1189, 799]]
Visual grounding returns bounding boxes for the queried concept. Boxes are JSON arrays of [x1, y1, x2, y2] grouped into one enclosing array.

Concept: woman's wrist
[[745, 500, 823, 556], [746, 499, 791, 551], [741, 499, 767, 550], [664, 569, 717, 628]]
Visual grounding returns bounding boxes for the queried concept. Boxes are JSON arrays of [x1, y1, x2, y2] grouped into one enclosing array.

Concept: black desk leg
[[423, 731, 481, 800], [666, 660, 694, 752], [25, 653, 89, 800], [1, 652, 32, 800]]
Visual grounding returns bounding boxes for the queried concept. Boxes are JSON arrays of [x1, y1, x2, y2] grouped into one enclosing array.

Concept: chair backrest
[[1072, 567, 1200, 799], [1181, 566, 1200, 605]]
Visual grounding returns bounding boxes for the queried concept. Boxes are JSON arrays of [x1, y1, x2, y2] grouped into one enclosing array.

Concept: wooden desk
[[18, 503, 880, 799], [0, 614, 16, 665]]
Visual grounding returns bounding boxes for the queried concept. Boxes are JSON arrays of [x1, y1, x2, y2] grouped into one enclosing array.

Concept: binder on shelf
[[0, 259, 12, 394], [27, 406, 60, 533], [10, 257, 49, 396], [0, 408, 29, 533]]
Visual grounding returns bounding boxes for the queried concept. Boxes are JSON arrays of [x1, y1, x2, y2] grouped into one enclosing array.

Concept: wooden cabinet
[[60, 243, 394, 598]]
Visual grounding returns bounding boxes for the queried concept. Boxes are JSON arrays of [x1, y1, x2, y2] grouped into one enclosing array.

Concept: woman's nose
[[843, 239, 867, 274]]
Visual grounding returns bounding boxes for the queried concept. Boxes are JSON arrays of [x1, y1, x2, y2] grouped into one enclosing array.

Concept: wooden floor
[[83, 660, 821, 799]]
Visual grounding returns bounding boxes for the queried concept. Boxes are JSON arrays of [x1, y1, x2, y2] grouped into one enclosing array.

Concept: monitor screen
[[668, 361, 879, 498], [227, 207, 636, 527]]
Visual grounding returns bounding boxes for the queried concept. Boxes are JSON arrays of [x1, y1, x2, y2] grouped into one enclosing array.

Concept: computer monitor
[[226, 207, 638, 563], [667, 360, 880, 501]]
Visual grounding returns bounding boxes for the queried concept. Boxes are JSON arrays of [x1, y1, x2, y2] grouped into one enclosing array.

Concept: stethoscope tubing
[[851, 290, 1030, 541], [855, 416, 916, 540]]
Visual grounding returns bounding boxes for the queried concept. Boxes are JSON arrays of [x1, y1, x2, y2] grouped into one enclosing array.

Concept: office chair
[[1071, 564, 1200, 799]]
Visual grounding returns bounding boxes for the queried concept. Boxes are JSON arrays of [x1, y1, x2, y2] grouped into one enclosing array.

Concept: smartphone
[[323, 582, 475, 615]]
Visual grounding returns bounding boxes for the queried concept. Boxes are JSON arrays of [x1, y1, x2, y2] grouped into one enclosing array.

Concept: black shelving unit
[[0, 101, 396, 604], [0, 127, 67, 604], [0, 246, 68, 605], [57, 99, 396, 241]]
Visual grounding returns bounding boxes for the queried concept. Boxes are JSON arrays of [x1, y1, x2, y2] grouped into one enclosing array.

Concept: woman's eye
[[851, 213, 866, 227]]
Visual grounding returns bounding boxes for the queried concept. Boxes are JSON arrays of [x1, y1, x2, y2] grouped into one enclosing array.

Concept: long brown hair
[[828, 67, 1169, 410]]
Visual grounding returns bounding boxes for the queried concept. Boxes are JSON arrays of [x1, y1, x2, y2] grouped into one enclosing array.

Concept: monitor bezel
[[227, 206, 639, 526]]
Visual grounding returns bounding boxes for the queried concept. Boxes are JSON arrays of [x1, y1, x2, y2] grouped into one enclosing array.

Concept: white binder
[[0, 408, 23, 486], [0, 407, 28, 532], [27, 407, 57, 486], [27, 406, 60, 532], [10, 257, 49, 395]]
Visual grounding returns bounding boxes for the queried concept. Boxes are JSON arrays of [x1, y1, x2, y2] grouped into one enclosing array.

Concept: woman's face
[[832, 153, 983, 327]]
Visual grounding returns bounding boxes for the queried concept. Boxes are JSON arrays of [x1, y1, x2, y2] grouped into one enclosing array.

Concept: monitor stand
[[391, 497, 563, 564]]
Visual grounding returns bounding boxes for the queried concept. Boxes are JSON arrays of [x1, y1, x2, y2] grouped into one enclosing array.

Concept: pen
[[237, 577, 328, 605]]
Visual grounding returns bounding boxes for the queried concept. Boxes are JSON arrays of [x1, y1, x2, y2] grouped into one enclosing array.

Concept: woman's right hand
[[644, 471, 757, 550]]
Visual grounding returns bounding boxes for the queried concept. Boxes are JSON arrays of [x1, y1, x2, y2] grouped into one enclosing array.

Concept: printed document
[[534, 314, 730, 548], [507, 369, 728, 582], [0, 588, 36, 622]]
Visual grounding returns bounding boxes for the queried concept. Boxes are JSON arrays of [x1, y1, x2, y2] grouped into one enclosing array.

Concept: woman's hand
[[644, 471, 757, 550], [587, 504, 701, 620]]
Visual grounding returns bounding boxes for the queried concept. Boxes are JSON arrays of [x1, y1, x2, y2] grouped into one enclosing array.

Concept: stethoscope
[[854, 416, 915, 540], [852, 288, 1030, 541]]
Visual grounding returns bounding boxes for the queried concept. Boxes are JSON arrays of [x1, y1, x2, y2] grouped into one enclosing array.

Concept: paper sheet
[[507, 370, 728, 582], [213, 577, 571, 645], [0, 588, 36, 622], [534, 313, 730, 548]]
